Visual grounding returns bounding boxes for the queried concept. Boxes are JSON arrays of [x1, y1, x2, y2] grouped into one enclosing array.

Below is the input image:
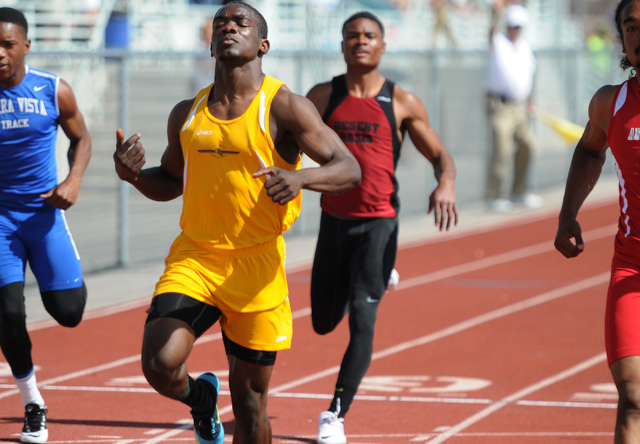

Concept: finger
[[117, 142, 145, 166], [271, 191, 292, 205], [444, 206, 454, 231], [253, 167, 274, 180], [117, 133, 141, 155], [116, 128, 124, 147], [427, 194, 435, 215], [39, 189, 54, 199], [555, 238, 579, 258], [125, 142, 146, 162], [574, 233, 585, 251], [434, 204, 443, 231]]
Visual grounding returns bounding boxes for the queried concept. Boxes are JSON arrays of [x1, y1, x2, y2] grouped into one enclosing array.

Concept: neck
[[345, 67, 385, 98], [0, 65, 26, 88], [213, 61, 264, 99]]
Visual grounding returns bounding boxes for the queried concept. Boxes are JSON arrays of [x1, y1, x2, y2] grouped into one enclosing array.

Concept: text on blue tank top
[[0, 66, 60, 204]]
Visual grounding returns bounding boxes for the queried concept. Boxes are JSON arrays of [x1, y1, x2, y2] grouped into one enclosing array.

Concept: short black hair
[[0, 7, 28, 37], [342, 11, 384, 37], [615, 0, 639, 70], [218, 1, 268, 39]]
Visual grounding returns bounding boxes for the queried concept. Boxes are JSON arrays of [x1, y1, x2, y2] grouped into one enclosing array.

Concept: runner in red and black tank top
[[321, 74, 403, 218]]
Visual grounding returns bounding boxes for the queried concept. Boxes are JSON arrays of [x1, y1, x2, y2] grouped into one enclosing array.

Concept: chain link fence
[[25, 45, 625, 277]]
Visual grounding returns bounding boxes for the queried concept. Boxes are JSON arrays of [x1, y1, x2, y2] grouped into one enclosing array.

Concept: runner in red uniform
[[306, 11, 458, 444], [555, 1, 640, 441]]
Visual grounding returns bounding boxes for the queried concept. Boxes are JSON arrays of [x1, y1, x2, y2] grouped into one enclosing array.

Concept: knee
[[312, 318, 335, 335], [0, 283, 26, 338], [141, 350, 176, 387], [41, 284, 87, 328], [618, 381, 640, 413], [311, 305, 342, 335], [350, 302, 377, 335]]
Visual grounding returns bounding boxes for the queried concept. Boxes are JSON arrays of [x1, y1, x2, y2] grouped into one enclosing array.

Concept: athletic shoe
[[21, 404, 48, 444], [317, 411, 346, 444], [387, 268, 400, 291], [512, 193, 543, 209], [487, 198, 513, 214], [191, 373, 224, 444]]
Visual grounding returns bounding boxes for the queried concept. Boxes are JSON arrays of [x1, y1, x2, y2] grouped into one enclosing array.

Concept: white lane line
[[425, 352, 608, 443], [142, 270, 611, 442], [0, 355, 141, 400], [3, 226, 614, 441], [0, 384, 615, 411], [373, 272, 610, 360], [397, 224, 615, 290]]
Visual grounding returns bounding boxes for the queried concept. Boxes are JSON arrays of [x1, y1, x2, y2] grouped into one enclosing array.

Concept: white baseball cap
[[505, 4, 529, 28]]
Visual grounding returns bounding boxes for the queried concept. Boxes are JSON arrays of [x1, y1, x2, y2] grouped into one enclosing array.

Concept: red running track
[[0, 199, 620, 443]]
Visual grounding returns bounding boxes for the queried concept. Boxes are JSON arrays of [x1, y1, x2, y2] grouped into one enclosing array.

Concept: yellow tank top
[[179, 75, 302, 250]]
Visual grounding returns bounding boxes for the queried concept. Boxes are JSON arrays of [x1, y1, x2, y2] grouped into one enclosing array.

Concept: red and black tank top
[[321, 75, 403, 218]]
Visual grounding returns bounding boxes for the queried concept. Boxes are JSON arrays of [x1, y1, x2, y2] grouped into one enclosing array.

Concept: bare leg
[[141, 317, 196, 399], [611, 356, 640, 443], [228, 355, 274, 444]]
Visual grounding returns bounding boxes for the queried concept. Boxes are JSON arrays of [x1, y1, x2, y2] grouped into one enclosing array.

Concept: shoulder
[[305, 81, 333, 115], [273, 84, 313, 114], [589, 83, 624, 133], [590, 83, 623, 115], [56, 78, 80, 116], [28, 66, 58, 82], [168, 98, 197, 129], [393, 83, 426, 116], [306, 81, 333, 101]]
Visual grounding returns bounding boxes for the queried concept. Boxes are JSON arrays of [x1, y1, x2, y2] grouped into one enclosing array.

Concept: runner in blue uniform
[[0, 7, 92, 444]]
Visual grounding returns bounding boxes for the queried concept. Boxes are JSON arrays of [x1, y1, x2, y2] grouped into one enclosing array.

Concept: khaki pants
[[485, 95, 536, 200]]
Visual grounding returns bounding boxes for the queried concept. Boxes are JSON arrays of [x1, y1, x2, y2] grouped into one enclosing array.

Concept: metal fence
[[25, 45, 626, 277]]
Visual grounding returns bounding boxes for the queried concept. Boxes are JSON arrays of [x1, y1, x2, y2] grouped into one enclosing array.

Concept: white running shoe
[[512, 193, 543, 209], [387, 268, 399, 291], [487, 198, 513, 213], [317, 411, 346, 444]]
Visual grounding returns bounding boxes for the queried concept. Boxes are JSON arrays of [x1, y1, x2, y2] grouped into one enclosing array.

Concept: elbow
[[352, 164, 362, 187], [348, 161, 362, 189]]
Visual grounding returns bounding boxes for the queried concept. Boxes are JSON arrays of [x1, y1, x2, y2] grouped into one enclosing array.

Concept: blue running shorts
[[0, 205, 83, 291]]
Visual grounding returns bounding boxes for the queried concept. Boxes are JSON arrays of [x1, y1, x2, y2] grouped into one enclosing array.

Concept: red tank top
[[321, 75, 402, 218], [608, 76, 640, 264]]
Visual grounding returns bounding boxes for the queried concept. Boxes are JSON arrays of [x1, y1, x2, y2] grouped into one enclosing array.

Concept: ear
[[382, 39, 386, 54], [24, 38, 31, 55], [260, 38, 270, 56]]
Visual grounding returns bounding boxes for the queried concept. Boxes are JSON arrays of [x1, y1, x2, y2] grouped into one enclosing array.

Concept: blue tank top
[[0, 65, 60, 208]]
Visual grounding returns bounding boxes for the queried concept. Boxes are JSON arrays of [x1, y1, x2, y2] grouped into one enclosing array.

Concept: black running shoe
[[21, 403, 48, 444]]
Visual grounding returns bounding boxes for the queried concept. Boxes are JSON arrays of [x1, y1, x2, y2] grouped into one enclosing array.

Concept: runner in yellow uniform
[[113, 2, 361, 443]]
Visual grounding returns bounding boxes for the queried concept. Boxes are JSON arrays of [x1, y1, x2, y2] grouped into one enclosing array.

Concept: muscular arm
[[254, 85, 361, 204], [114, 100, 191, 202], [42, 79, 92, 209], [554, 85, 615, 258], [396, 86, 458, 230]]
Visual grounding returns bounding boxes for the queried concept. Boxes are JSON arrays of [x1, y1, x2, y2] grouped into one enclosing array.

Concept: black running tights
[[0, 282, 87, 376]]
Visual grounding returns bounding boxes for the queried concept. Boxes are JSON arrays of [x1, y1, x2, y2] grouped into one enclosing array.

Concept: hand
[[253, 167, 302, 205], [114, 128, 146, 182], [40, 179, 80, 210], [428, 184, 458, 231], [554, 218, 585, 258]]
